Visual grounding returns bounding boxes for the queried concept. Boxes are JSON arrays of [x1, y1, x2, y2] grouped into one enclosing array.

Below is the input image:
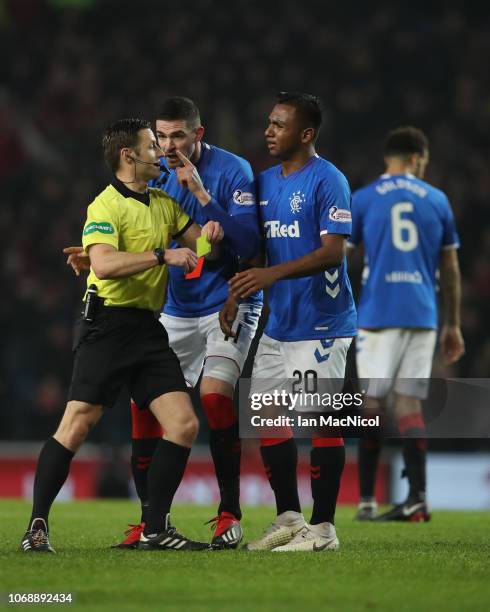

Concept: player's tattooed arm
[[229, 234, 345, 299], [439, 247, 465, 364]]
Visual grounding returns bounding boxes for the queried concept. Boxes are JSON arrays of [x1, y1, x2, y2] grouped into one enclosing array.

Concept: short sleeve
[[441, 195, 460, 250], [318, 171, 352, 236], [171, 198, 191, 236], [348, 189, 364, 246], [82, 199, 119, 252]]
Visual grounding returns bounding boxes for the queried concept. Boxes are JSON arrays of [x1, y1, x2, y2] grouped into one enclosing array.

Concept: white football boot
[[272, 522, 339, 552], [243, 511, 306, 551]]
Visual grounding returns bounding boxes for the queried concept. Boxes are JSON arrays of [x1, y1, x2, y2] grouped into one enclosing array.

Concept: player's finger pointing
[[175, 149, 194, 167]]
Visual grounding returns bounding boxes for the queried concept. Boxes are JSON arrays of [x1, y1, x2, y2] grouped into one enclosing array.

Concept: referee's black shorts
[[67, 306, 187, 409]]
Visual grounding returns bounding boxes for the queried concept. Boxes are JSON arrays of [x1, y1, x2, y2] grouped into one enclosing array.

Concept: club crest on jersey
[[233, 190, 255, 206], [289, 191, 305, 213], [264, 220, 300, 238], [328, 206, 351, 223]]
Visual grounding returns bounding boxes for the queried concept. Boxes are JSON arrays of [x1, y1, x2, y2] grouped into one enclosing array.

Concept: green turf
[[1, 500, 489, 611]]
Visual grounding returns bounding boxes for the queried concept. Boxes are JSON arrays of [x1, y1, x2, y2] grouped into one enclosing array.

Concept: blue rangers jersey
[[257, 154, 357, 341], [350, 173, 460, 329], [151, 143, 262, 317]]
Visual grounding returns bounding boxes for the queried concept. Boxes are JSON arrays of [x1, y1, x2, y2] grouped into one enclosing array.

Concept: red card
[[185, 256, 204, 279]]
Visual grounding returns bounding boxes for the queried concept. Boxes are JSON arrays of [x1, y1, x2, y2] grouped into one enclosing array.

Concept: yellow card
[[196, 235, 212, 258]]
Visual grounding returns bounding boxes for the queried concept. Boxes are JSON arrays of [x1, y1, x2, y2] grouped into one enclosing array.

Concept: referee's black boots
[[138, 514, 212, 551]]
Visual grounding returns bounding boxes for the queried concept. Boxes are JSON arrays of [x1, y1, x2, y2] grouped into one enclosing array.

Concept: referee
[[21, 118, 223, 553]]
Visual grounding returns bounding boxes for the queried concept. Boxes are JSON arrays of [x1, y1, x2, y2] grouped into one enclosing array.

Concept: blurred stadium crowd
[[1, 0, 489, 441]]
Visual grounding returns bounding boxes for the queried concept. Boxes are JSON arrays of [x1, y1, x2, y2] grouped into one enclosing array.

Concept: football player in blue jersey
[[66, 98, 262, 548], [349, 126, 464, 521], [129, 97, 263, 548], [224, 92, 357, 551]]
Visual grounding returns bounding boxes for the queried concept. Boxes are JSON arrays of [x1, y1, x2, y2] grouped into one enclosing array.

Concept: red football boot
[[207, 512, 243, 549], [112, 523, 145, 549]]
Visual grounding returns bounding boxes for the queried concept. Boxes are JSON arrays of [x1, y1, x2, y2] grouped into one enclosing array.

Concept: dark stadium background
[[1, 0, 489, 503]]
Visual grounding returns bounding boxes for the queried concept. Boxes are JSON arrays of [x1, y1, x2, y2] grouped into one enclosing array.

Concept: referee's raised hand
[[164, 247, 198, 273]]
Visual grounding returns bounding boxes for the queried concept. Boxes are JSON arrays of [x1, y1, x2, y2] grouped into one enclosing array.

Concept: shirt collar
[[380, 172, 416, 179], [111, 176, 150, 206]]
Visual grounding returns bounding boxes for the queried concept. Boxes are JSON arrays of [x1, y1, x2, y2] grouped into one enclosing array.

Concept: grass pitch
[[1, 500, 489, 611]]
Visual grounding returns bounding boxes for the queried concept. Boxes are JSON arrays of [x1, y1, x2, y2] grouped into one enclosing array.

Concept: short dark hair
[[384, 126, 429, 158], [155, 96, 201, 129], [276, 91, 323, 138], [102, 118, 151, 173]]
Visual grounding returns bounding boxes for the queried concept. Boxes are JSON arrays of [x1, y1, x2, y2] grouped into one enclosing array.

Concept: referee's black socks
[[131, 438, 159, 523], [29, 437, 75, 531], [144, 439, 191, 535]]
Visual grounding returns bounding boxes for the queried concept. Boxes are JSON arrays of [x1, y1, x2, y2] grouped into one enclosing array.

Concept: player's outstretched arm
[[229, 234, 346, 299], [174, 150, 259, 259], [199, 204, 259, 260], [439, 247, 465, 364]]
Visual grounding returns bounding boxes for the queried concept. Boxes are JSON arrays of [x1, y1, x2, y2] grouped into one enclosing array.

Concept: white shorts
[[250, 333, 352, 411], [356, 328, 437, 399], [160, 304, 261, 388]]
